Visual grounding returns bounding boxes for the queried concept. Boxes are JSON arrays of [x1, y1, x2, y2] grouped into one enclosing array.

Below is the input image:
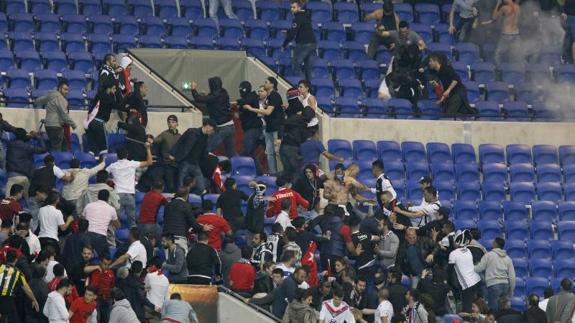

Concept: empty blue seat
[[42, 51, 68, 71], [220, 18, 244, 39], [10, 32, 34, 52], [482, 163, 508, 183], [80, 0, 102, 15], [482, 181, 506, 201], [383, 161, 405, 182], [63, 70, 88, 89], [559, 201, 575, 221], [415, 3, 440, 24], [529, 259, 553, 278], [510, 182, 536, 202], [68, 52, 93, 72], [158, 0, 178, 18], [334, 97, 360, 116], [138, 35, 162, 48], [506, 220, 529, 241], [181, 0, 204, 20], [319, 40, 343, 61], [499, 63, 525, 83], [323, 22, 346, 42], [163, 36, 187, 49], [328, 139, 352, 160], [352, 140, 377, 161], [506, 240, 527, 258], [61, 33, 86, 53], [477, 220, 502, 240], [558, 221, 575, 241], [345, 40, 369, 60], [504, 101, 530, 121], [525, 277, 549, 296], [559, 145, 575, 167], [486, 82, 510, 102], [537, 182, 562, 202], [434, 180, 455, 200], [531, 221, 554, 241], [406, 162, 429, 180], [3, 88, 29, 107], [406, 180, 423, 202], [34, 70, 59, 90], [390, 98, 414, 117], [475, 101, 501, 120], [479, 144, 505, 165], [454, 218, 476, 230], [141, 16, 165, 35], [232, 0, 253, 21], [10, 13, 34, 32], [455, 42, 480, 64], [333, 59, 356, 80], [555, 259, 575, 278], [244, 20, 268, 39], [257, 1, 280, 21], [334, 2, 358, 23], [7, 0, 27, 14], [106, 134, 125, 153], [55, 0, 77, 14], [478, 201, 502, 221], [532, 200, 558, 222], [36, 14, 61, 33], [472, 62, 496, 83], [510, 163, 535, 183], [216, 36, 241, 50], [537, 164, 562, 183], [506, 144, 532, 165], [455, 162, 480, 182], [503, 201, 529, 222], [87, 34, 112, 56], [36, 33, 59, 52], [514, 277, 526, 297], [453, 200, 478, 220], [431, 163, 454, 182], [377, 141, 401, 162], [112, 35, 136, 52], [513, 258, 528, 278], [556, 64, 575, 83], [426, 142, 451, 164], [452, 143, 476, 164], [117, 16, 139, 36], [528, 240, 551, 259], [7, 69, 30, 88], [552, 240, 575, 259], [394, 3, 414, 22], [62, 14, 87, 33], [457, 179, 481, 201], [231, 156, 256, 177], [104, 0, 128, 16], [401, 141, 426, 163], [194, 18, 218, 37], [533, 145, 559, 166], [307, 1, 332, 23], [356, 60, 380, 81]]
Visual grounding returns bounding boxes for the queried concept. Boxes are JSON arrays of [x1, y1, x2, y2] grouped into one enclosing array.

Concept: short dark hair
[[162, 233, 175, 242], [130, 261, 143, 275], [224, 178, 235, 190], [152, 180, 164, 190], [267, 76, 278, 90], [98, 189, 110, 202], [129, 227, 140, 240], [44, 154, 55, 165], [46, 191, 60, 205], [296, 288, 314, 301], [104, 53, 115, 64], [285, 227, 297, 242], [6, 250, 17, 263], [175, 187, 189, 199], [276, 175, 290, 187], [399, 21, 409, 28], [240, 245, 252, 259], [202, 199, 213, 211], [85, 285, 98, 295], [70, 158, 81, 168], [372, 160, 384, 170], [333, 286, 344, 298], [53, 263, 65, 277], [272, 268, 284, 276], [298, 79, 311, 90], [272, 222, 283, 234], [183, 176, 195, 187], [56, 278, 71, 290], [335, 163, 345, 171], [561, 278, 572, 291], [528, 293, 539, 307], [197, 231, 209, 242], [96, 170, 109, 183], [424, 186, 437, 197], [149, 256, 163, 269], [1, 218, 13, 229], [116, 147, 128, 160], [494, 237, 505, 249], [9, 184, 23, 196], [111, 287, 126, 301], [170, 293, 182, 300], [57, 80, 69, 90]]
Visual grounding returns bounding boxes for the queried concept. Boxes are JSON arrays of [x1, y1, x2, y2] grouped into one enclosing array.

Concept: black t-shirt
[[216, 189, 249, 222], [434, 65, 463, 92], [264, 91, 285, 133], [418, 279, 450, 316], [238, 92, 262, 131], [352, 231, 376, 269]]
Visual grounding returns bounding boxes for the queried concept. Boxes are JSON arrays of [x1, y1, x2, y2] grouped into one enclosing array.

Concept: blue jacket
[[6, 139, 46, 177]]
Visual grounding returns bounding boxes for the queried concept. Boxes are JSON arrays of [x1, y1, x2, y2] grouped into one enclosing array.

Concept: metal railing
[[217, 286, 282, 323]]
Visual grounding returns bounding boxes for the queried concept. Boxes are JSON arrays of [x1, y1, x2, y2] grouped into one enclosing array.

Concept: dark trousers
[[98, 298, 112, 323], [188, 276, 212, 285], [207, 124, 236, 158], [461, 283, 479, 313], [0, 297, 17, 323], [86, 119, 107, 155], [241, 127, 264, 175], [39, 237, 61, 261], [138, 163, 178, 193], [177, 162, 205, 194], [279, 144, 302, 179], [455, 17, 475, 43], [292, 43, 316, 81], [46, 126, 65, 151], [88, 231, 110, 259]]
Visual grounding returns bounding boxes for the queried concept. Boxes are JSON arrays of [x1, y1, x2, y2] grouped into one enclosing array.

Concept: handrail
[[217, 286, 282, 323]]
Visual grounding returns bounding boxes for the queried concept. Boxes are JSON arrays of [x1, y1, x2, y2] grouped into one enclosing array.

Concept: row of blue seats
[[327, 140, 575, 166], [0, 68, 93, 90], [514, 277, 572, 299], [454, 61, 571, 84], [2, 88, 91, 108], [450, 200, 575, 223]]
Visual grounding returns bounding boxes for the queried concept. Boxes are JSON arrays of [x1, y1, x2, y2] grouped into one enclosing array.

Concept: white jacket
[[43, 291, 69, 323]]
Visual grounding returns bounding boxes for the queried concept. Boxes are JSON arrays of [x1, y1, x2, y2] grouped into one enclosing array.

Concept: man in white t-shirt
[[111, 227, 148, 269], [374, 288, 394, 323], [449, 230, 481, 313], [274, 199, 294, 231], [106, 144, 152, 228], [319, 287, 356, 323], [394, 186, 441, 227], [144, 257, 170, 317], [82, 189, 121, 259]]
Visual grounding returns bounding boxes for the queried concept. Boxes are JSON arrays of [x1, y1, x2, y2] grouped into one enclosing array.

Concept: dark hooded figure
[[237, 81, 264, 175], [285, 87, 303, 117], [126, 81, 148, 127], [117, 111, 147, 161], [279, 103, 315, 179], [191, 76, 236, 158]]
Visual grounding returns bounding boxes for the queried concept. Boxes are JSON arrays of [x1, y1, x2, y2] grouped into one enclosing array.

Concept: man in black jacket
[[262, 77, 284, 175], [237, 81, 264, 175], [117, 112, 147, 162], [170, 119, 216, 193], [278, 105, 314, 179], [283, 0, 317, 80], [249, 267, 306, 318], [186, 232, 221, 285], [191, 77, 236, 158], [117, 261, 159, 320], [523, 294, 548, 323]]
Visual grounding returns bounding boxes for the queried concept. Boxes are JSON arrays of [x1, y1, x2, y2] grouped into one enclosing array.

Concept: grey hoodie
[[36, 90, 77, 129], [474, 248, 516, 292], [282, 300, 317, 323], [109, 299, 139, 323]]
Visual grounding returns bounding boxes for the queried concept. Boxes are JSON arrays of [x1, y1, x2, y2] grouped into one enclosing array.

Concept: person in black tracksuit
[[278, 105, 315, 179], [191, 77, 236, 158], [283, 0, 317, 81], [117, 112, 147, 162], [237, 81, 264, 175]]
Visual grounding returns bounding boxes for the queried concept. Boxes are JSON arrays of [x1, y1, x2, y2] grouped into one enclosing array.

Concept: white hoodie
[[43, 291, 69, 323]]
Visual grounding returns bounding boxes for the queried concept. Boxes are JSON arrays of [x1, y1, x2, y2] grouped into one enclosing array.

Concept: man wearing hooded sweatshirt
[[238, 81, 264, 174], [35, 80, 77, 151], [43, 278, 71, 323], [474, 237, 515, 311], [108, 288, 139, 323], [278, 105, 315, 179], [191, 77, 236, 158]]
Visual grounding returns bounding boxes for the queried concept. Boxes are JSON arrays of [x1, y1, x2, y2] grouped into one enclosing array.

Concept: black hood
[[239, 81, 252, 99], [208, 77, 223, 93]]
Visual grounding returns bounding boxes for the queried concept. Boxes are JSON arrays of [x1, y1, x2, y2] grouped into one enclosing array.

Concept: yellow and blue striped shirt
[[0, 264, 26, 297]]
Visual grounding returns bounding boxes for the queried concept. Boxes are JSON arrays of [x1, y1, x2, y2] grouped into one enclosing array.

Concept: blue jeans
[[456, 17, 474, 43], [242, 127, 263, 175], [139, 223, 161, 242], [279, 144, 302, 179], [118, 193, 136, 228], [207, 124, 236, 158], [292, 43, 316, 80], [88, 231, 110, 259], [487, 283, 509, 311], [208, 0, 237, 23], [177, 161, 205, 194], [264, 131, 278, 174]]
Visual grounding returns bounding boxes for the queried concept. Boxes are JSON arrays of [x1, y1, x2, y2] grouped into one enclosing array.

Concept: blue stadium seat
[[559, 145, 575, 166], [106, 134, 125, 153], [556, 64, 575, 83], [383, 161, 404, 182], [328, 139, 352, 160], [87, 34, 112, 57], [7, 0, 27, 14], [506, 240, 527, 258], [142, 16, 165, 35], [532, 200, 558, 223], [334, 97, 361, 116], [478, 201, 502, 221], [475, 101, 501, 120], [158, 0, 178, 18], [552, 240, 575, 259], [63, 70, 87, 89], [319, 40, 343, 61], [307, 1, 332, 24], [558, 221, 575, 241], [482, 181, 506, 201], [531, 221, 554, 241], [537, 164, 562, 183], [334, 2, 358, 23], [377, 140, 402, 162], [410, 24, 432, 44], [55, 0, 77, 14], [555, 259, 575, 278], [454, 218, 476, 230], [34, 70, 58, 90], [455, 162, 480, 182], [220, 18, 244, 39], [406, 180, 423, 202], [244, 20, 268, 39], [565, 166, 575, 184], [453, 200, 478, 221], [401, 141, 426, 163], [231, 157, 256, 177], [61, 33, 86, 53], [322, 22, 346, 42], [7, 69, 30, 88], [458, 181, 481, 201], [74, 152, 97, 168], [394, 3, 414, 22], [42, 51, 68, 71], [479, 144, 505, 165], [52, 151, 74, 168], [352, 140, 377, 161], [216, 36, 241, 50], [472, 62, 496, 83], [68, 52, 93, 72], [528, 240, 551, 259], [513, 258, 528, 278], [333, 59, 356, 81], [499, 63, 525, 83], [529, 259, 553, 278], [104, 0, 128, 16], [233, 176, 254, 196], [506, 221, 529, 241], [559, 201, 575, 221], [426, 142, 451, 164], [415, 3, 440, 24], [138, 35, 162, 48], [80, 0, 102, 15], [345, 41, 368, 61], [406, 162, 429, 180], [257, 1, 280, 21], [36, 14, 61, 33], [182, 0, 204, 20], [510, 163, 535, 183], [482, 163, 508, 183], [452, 143, 476, 164], [163, 36, 188, 49], [537, 182, 562, 202], [112, 34, 136, 52], [194, 18, 218, 37], [514, 277, 526, 298], [269, 20, 291, 38], [533, 145, 559, 166], [462, 81, 480, 102], [506, 144, 532, 165], [477, 220, 501, 240], [389, 98, 414, 118], [515, 82, 537, 104], [510, 182, 535, 202], [232, 0, 253, 21], [431, 163, 454, 182], [434, 180, 455, 200], [357, 60, 379, 81], [310, 58, 329, 78], [36, 33, 59, 52], [10, 13, 34, 32], [486, 82, 510, 102], [503, 201, 529, 222], [455, 42, 480, 64], [62, 14, 87, 33], [10, 32, 34, 52]]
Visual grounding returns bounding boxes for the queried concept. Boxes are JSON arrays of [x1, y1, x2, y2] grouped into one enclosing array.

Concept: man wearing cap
[[170, 119, 217, 194], [147, 115, 181, 193], [394, 186, 441, 228]]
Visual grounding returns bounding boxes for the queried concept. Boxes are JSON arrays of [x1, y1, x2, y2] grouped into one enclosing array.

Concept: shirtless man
[[492, 0, 521, 65], [322, 164, 373, 217]]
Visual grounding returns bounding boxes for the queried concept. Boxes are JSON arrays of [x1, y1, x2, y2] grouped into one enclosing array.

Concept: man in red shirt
[[69, 285, 98, 323], [197, 200, 232, 252], [138, 181, 168, 238], [0, 184, 23, 222], [87, 255, 115, 323], [266, 175, 309, 220], [229, 246, 256, 295]]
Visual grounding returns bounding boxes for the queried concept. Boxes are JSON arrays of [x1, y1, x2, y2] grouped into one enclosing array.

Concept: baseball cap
[[167, 115, 178, 122], [419, 176, 432, 184]]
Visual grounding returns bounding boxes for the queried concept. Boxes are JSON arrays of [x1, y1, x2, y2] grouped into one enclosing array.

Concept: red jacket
[[89, 269, 115, 300], [266, 187, 310, 220]]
